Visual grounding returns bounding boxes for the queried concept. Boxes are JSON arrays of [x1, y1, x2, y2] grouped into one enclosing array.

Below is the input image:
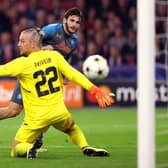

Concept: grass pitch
[[0, 107, 167, 168]]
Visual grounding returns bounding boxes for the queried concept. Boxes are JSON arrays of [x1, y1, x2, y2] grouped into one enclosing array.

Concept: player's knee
[[12, 140, 20, 148], [11, 142, 32, 157], [63, 121, 76, 134]]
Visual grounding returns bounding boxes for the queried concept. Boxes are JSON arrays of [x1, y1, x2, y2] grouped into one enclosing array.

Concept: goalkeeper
[[0, 28, 115, 159], [0, 7, 83, 146], [0, 7, 82, 120]]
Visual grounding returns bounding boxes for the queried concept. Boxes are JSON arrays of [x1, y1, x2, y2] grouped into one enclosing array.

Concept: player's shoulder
[[72, 33, 78, 39], [40, 50, 63, 57], [41, 23, 63, 37], [15, 55, 27, 61], [28, 51, 63, 64], [71, 33, 80, 45], [42, 23, 62, 31], [10, 56, 27, 67]]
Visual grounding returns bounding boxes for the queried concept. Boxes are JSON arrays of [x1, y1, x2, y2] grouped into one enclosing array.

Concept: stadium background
[[0, 1, 167, 167], [0, 0, 167, 107]]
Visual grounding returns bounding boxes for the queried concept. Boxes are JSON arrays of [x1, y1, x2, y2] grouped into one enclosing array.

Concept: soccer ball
[[82, 55, 109, 80]]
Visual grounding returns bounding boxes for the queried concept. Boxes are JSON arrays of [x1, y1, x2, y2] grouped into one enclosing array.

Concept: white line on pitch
[[157, 163, 168, 168], [0, 144, 136, 149], [157, 146, 168, 152], [156, 113, 168, 119], [156, 130, 168, 135]]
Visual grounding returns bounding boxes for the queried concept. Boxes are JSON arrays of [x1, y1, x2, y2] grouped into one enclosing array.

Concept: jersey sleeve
[[41, 24, 58, 39], [0, 57, 26, 77], [57, 53, 94, 90]]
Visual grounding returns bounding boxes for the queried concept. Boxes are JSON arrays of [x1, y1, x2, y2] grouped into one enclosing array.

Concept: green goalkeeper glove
[[88, 85, 115, 108]]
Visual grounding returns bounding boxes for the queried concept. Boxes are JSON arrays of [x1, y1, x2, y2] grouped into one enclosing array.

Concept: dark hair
[[64, 7, 84, 22]]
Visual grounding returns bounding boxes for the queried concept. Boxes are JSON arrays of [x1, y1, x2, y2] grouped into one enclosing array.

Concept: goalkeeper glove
[[88, 85, 115, 108]]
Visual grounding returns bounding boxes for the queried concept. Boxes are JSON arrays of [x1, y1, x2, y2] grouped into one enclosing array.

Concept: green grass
[[0, 107, 167, 168]]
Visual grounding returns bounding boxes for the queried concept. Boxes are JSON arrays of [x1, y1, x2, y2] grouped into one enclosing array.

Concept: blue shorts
[[11, 81, 23, 105]]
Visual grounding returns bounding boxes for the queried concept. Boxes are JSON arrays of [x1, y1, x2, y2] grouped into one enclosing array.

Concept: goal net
[[155, 0, 168, 108]]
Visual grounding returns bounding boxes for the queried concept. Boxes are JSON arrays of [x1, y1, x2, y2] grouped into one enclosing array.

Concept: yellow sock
[[11, 143, 32, 157], [68, 124, 89, 148]]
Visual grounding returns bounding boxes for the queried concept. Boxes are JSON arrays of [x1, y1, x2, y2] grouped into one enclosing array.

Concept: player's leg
[[53, 116, 89, 148], [52, 107, 109, 157], [10, 81, 45, 152], [11, 140, 33, 157], [51, 104, 89, 148], [82, 146, 109, 156], [11, 123, 49, 159], [27, 134, 48, 158]]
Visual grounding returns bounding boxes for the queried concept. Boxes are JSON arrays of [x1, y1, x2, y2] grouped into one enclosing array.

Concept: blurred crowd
[[0, 0, 167, 72]]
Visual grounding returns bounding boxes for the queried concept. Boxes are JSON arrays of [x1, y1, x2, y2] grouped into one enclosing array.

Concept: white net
[[155, 0, 168, 108], [155, 0, 168, 81]]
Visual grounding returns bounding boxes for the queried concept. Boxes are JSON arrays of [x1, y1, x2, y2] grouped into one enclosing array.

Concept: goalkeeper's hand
[[88, 85, 115, 108]]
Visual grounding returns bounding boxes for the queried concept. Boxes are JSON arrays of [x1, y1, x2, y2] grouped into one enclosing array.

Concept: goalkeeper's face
[[17, 32, 34, 55], [63, 15, 81, 35]]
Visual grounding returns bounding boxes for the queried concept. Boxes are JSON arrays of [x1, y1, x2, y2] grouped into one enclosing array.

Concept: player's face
[[17, 33, 33, 55], [63, 15, 81, 35]]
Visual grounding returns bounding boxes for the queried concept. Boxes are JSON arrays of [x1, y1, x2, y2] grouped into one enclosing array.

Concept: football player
[[0, 7, 83, 148], [0, 7, 83, 119], [0, 28, 114, 159]]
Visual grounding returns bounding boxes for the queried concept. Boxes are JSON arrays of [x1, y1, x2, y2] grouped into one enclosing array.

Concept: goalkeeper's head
[[17, 28, 43, 56]]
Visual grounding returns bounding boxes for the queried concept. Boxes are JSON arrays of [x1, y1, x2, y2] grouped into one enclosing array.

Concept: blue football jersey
[[41, 23, 80, 62]]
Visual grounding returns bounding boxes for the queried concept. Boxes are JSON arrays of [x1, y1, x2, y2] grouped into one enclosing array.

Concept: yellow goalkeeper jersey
[[0, 50, 93, 127]]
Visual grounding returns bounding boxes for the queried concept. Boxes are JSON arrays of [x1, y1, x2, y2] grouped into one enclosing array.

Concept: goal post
[[137, 0, 155, 167]]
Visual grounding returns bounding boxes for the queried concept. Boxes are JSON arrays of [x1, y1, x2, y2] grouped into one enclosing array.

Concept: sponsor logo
[[63, 82, 83, 108], [0, 80, 16, 106], [116, 84, 168, 103], [0, 86, 13, 102]]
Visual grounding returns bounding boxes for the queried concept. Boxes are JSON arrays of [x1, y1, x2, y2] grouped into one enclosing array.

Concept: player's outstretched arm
[[57, 53, 115, 108], [88, 85, 115, 108], [0, 102, 23, 120]]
